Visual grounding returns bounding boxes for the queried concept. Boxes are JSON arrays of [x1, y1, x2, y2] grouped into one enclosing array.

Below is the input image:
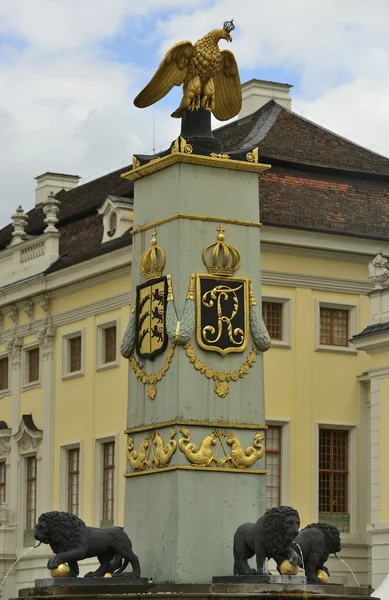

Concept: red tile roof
[[1, 99, 389, 275]]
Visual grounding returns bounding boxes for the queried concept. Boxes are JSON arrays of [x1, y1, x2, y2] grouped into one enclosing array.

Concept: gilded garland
[[130, 343, 176, 400], [184, 342, 258, 398]]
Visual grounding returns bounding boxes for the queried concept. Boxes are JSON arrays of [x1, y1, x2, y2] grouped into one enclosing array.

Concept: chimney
[[239, 79, 293, 119], [35, 172, 80, 206]]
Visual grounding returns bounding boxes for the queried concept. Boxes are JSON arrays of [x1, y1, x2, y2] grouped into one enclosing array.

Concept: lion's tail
[[111, 555, 129, 575]]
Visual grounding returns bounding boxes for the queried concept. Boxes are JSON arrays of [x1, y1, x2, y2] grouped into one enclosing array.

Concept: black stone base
[[212, 575, 270, 584], [34, 577, 149, 587], [17, 581, 374, 599]]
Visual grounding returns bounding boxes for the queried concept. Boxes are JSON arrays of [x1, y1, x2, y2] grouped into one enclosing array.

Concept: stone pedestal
[[122, 152, 270, 583]]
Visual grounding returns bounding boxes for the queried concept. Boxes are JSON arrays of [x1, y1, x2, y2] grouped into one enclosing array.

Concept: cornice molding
[[261, 270, 371, 295], [0, 292, 131, 345], [261, 225, 389, 262]]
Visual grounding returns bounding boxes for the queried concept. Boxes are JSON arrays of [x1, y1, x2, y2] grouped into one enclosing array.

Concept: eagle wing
[[213, 50, 242, 121], [134, 41, 194, 108]]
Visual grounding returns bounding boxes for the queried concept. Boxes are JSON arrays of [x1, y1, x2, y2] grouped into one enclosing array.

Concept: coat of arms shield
[[196, 274, 249, 356], [136, 276, 168, 360]]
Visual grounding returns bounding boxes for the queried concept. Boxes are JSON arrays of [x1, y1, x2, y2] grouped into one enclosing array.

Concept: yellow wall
[[380, 377, 389, 522]]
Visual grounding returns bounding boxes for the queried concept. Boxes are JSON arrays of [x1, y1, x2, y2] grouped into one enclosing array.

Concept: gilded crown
[[140, 230, 166, 281], [223, 19, 235, 33], [201, 225, 241, 277]]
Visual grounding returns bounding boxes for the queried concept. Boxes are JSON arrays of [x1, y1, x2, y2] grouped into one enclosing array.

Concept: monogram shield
[[136, 276, 168, 360], [196, 275, 249, 355]]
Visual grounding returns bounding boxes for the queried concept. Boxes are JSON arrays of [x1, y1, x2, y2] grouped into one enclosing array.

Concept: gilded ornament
[[185, 342, 257, 397], [280, 560, 299, 576], [221, 432, 264, 468], [153, 429, 177, 467], [178, 428, 219, 467], [130, 342, 176, 400], [139, 229, 166, 281], [132, 156, 141, 169], [126, 436, 152, 471], [246, 147, 259, 163], [177, 428, 265, 470], [215, 381, 229, 398], [147, 384, 157, 401], [126, 430, 177, 472], [201, 225, 241, 277], [50, 563, 70, 578], [133, 21, 241, 122], [315, 570, 329, 583]]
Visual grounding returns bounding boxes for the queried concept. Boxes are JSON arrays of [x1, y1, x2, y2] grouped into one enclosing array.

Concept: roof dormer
[[98, 196, 134, 244]]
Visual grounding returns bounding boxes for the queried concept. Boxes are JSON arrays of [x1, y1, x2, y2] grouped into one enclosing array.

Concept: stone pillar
[[36, 325, 56, 513], [6, 337, 23, 526], [122, 151, 270, 583]]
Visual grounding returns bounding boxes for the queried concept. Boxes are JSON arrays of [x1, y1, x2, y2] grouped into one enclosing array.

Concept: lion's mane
[[262, 506, 300, 557], [37, 511, 85, 554], [303, 522, 341, 555]]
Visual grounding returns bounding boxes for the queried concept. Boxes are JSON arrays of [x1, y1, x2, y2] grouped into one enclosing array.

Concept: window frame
[[67, 447, 80, 516], [315, 301, 357, 354], [25, 455, 37, 531], [0, 460, 6, 505], [0, 352, 10, 396], [62, 329, 85, 379], [265, 420, 290, 506], [22, 343, 41, 389], [262, 296, 291, 348], [96, 319, 120, 371], [60, 442, 83, 516], [94, 434, 119, 528], [314, 422, 357, 535]]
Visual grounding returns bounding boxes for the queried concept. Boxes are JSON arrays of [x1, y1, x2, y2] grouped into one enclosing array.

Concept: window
[[24, 347, 40, 385], [320, 308, 349, 347], [26, 456, 37, 530], [319, 428, 349, 531], [104, 326, 117, 364], [62, 331, 84, 378], [96, 321, 119, 370], [261, 297, 291, 347], [102, 441, 115, 526], [69, 336, 82, 372], [263, 302, 283, 341], [68, 448, 80, 516], [0, 462, 6, 504], [0, 357, 9, 391], [315, 301, 356, 354], [265, 426, 281, 509]]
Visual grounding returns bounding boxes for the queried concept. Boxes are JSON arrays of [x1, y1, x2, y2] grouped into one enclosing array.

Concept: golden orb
[[315, 570, 329, 583], [104, 573, 113, 578], [279, 560, 299, 576], [50, 563, 70, 578]]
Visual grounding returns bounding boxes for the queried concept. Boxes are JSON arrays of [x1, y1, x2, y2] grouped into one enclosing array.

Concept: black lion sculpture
[[292, 522, 341, 583], [34, 511, 140, 578], [233, 506, 301, 575]]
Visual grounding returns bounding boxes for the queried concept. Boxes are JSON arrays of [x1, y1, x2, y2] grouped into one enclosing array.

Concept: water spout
[[293, 542, 305, 571], [336, 554, 360, 587], [0, 543, 40, 588]]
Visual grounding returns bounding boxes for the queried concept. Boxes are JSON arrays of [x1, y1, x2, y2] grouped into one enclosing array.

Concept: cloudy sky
[[1, 0, 389, 226]]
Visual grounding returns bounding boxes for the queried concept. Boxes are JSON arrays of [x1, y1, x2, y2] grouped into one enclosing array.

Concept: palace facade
[[0, 80, 388, 596]]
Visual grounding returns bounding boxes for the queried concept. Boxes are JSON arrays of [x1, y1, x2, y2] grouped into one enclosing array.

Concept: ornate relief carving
[[126, 429, 177, 472], [40, 294, 51, 321], [14, 415, 43, 455], [178, 428, 264, 469], [36, 325, 56, 360], [5, 337, 23, 369], [24, 299, 34, 324], [8, 304, 18, 328]]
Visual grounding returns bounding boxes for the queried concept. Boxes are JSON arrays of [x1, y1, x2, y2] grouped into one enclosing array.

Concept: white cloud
[[0, 0, 389, 227]]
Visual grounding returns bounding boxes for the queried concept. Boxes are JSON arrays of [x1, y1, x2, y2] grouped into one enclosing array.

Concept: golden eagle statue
[[134, 20, 242, 121]]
